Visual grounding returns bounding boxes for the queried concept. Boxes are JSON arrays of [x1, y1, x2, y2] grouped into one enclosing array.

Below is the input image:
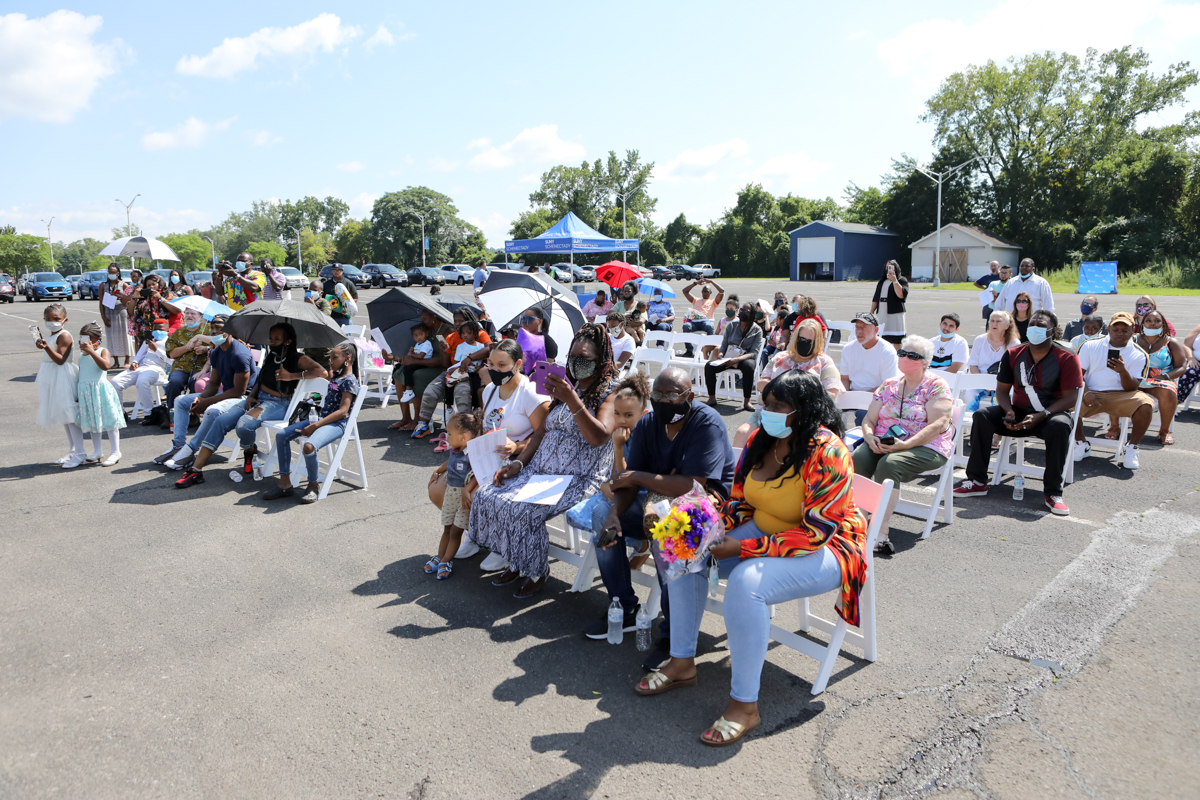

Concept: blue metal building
[[788, 221, 901, 281]]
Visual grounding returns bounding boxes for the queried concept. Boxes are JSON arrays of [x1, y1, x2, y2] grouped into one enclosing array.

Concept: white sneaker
[[101, 452, 122, 467], [399, 390, 415, 403], [165, 444, 194, 471], [479, 552, 510, 572], [455, 539, 480, 559], [1122, 444, 1140, 470], [1072, 441, 1091, 462], [60, 453, 86, 469]]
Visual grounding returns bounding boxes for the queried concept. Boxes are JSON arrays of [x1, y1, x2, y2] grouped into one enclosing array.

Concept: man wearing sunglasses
[[590, 367, 736, 670]]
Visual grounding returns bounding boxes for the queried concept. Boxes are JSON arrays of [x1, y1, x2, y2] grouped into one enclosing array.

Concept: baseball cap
[[854, 312, 879, 326], [1109, 311, 1134, 326]]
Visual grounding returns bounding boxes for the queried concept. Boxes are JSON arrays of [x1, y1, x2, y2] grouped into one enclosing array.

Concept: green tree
[[55, 237, 108, 274], [695, 184, 788, 278], [279, 196, 350, 237], [0, 232, 52, 276], [334, 219, 375, 265], [843, 184, 888, 227], [246, 240, 288, 267], [161, 233, 213, 273], [297, 228, 333, 271], [663, 213, 702, 264], [370, 187, 480, 270]]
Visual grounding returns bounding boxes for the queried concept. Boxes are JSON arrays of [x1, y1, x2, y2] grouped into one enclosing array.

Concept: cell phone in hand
[[877, 436, 896, 446], [595, 525, 620, 549], [29, 325, 43, 342], [1108, 348, 1120, 362]]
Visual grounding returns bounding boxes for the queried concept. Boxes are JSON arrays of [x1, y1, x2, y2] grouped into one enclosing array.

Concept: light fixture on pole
[[203, 236, 216, 268], [913, 158, 976, 287], [613, 180, 645, 263], [289, 227, 303, 274], [114, 194, 141, 271], [41, 217, 55, 269], [404, 210, 426, 270]]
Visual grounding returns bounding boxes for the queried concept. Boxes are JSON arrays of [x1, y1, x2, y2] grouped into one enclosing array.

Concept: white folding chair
[[1181, 379, 1200, 413], [547, 515, 664, 619], [362, 364, 396, 407], [704, 475, 895, 696], [342, 324, 366, 336], [258, 377, 329, 477], [627, 348, 671, 381], [949, 372, 998, 468], [713, 355, 760, 402], [128, 374, 166, 419], [826, 321, 853, 357], [699, 333, 723, 361], [642, 331, 674, 350], [991, 391, 1085, 487], [668, 333, 707, 380], [316, 389, 370, 500], [836, 390, 874, 447], [892, 400, 965, 539]]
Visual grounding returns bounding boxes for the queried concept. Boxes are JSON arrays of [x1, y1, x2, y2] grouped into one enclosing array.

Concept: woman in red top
[[634, 370, 868, 746]]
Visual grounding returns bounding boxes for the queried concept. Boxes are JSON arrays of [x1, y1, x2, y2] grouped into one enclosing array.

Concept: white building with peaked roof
[[908, 224, 1022, 283]]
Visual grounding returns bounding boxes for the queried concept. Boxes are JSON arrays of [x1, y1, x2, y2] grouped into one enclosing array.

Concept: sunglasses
[[896, 349, 924, 361], [650, 389, 688, 402]]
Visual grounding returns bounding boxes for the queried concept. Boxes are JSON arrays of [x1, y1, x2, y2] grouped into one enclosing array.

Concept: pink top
[[582, 299, 614, 319], [871, 374, 954, 458], [765, 352, 843, 397]]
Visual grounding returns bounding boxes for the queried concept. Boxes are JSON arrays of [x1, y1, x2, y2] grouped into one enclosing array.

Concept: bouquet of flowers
[[649, 482, 726, 582]]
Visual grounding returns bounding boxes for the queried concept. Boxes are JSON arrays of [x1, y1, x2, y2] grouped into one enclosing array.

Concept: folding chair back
[[642, 331, 673, 350], [257, 377, 330, 476], [316, 388, 369, 500], [627, 348, 671, 380], [342, 324, 366, 336], [836, 390, 875, 445], [826, 321, 854, 356]]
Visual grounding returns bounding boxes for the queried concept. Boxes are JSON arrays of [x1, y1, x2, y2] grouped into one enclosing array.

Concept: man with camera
[[955, 309, 1082, 516], [213, 253, 267, 312], [1073, 312, 1153, 470]]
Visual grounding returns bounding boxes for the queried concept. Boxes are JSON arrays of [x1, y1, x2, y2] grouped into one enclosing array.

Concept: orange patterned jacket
[[721, 427, 869, 625]]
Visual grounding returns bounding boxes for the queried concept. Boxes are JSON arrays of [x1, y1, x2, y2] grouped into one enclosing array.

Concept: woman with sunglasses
[[852, 335, 953, 553]]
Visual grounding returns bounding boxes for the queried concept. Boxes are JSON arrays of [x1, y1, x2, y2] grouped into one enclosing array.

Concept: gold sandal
[[700, 715, 760, 747], [634, 670, 697, 696]]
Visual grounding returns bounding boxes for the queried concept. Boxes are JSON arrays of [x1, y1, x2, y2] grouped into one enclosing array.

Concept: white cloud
[[142, 117, 234, 151], [0, 11, 123, 123], [350, 192, 379, 218], [467, 125, 585, 171], [176, 13, 361, 78], [337, 161, 364, 172], [0, 201, 211, 243], [879, 0, 1199, 89], [249, 130, 282, 146], [428, 156, 461, 172], [364, 24, 414, 51], [660, 139, 750, 182], [464, 212, 511, 246], [751, 151, 835, 191]]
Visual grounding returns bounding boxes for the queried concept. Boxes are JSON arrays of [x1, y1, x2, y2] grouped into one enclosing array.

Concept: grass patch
[[917, 257, 1200, 296]]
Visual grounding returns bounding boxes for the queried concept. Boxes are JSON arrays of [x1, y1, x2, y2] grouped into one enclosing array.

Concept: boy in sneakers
[[954, 309, 1081, 515], [1073, 312, 1153, 470]]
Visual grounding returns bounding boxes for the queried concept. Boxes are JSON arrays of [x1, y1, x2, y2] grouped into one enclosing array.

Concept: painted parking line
[[0, 309, 44, 323]]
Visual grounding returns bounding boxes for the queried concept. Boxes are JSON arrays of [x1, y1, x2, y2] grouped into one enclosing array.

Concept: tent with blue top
[[504, 212, 638, 261]]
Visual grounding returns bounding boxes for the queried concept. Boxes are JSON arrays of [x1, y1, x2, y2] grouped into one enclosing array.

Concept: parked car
[[650, 265, 679, 280], [23, 272, 72, 302], [540, 264, 571, 283], [362, 263, 409, 288], [406, 266, 447, 287], [317, 263, 372, 289], [438, 264, 474, 285], [185, 270, 212, 292], [564, 264, 595, 282], [0, 276, 14, 303], [65, 274, 84, 295], [690, 263, 721, 278], [277, 267, 308, 290], [486, 262, 515, 271], [146, 268, 175, 284]]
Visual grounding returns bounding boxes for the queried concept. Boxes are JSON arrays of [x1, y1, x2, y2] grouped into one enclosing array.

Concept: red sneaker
[[953, 480, 989, 497], [174, 468, 205, 488], [1044, 495, 1070, 516]]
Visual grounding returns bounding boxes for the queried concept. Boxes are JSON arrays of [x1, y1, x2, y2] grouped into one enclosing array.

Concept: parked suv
[[362, 263, 409, 288], [23, 272, 72, 302], [317, 263, 372, 289], [438, 264, 474, 285]]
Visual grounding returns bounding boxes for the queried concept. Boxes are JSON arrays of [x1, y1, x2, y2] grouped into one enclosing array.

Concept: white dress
[[35, 330, 79, 428]]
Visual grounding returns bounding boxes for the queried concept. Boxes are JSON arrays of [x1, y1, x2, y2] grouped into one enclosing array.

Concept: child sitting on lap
[[398, 324, 434, 404]]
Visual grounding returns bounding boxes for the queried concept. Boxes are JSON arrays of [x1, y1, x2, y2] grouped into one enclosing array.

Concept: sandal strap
[[640, 671, 673, 691], [705, 715, 747, 742]]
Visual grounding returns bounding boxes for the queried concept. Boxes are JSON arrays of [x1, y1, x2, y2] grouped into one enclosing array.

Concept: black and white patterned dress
[[468, 380, 615, 579]]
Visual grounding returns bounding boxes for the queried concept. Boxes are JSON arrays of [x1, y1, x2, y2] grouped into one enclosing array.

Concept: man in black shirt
[[322, 264, 359, 326]]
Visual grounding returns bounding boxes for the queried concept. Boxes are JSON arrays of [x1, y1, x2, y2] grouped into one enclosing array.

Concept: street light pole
[[203, 236, 216, 268], [613, 180, 645, 263], [289, 227, 303, 274], [114, 194, 141, 271], [405, 211, 426, 270], [913, 158, 976, 287], [41, 217, 54, 269]]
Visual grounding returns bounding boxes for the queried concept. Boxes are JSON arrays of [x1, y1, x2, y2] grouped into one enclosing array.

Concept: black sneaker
[[583, 603, 640, 640], [152, 446, 181, 466], [262, 486, 295, 501], [641, 638, 671, 672], [174, 468, 205, 488]]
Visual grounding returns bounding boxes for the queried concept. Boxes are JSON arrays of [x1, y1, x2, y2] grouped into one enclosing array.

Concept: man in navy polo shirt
[[586, 367, 735, 670]]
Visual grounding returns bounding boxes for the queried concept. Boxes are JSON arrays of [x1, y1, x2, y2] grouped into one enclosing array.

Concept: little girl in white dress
[[35, 303, 86, 468], [76, 322, 127, 466]]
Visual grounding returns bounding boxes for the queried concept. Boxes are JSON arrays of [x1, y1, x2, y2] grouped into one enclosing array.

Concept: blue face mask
[[210, 334, 227, 347], [760, 409, 793, 439], [940, 331, 955, 339], [151, 330, 168, 342], [1080, 303, 1095, 315], [791, 302, 799, 312], [171, 275, 180, 285], [1026, 325, 1049, 345], [185, 319, 200, 329], [1143, 326, 1164, 337]]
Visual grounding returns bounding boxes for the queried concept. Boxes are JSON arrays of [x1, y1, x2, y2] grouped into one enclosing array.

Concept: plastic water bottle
[[227, 470, 243, 483], [252, 457, 263, 481], [708, 558, 721, 599], [1012, 473, 1024, 501], [635, 605, 652, 652], [606, 598, 624, 645]]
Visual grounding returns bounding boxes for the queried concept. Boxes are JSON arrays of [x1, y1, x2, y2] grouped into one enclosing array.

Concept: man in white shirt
[[1073, 312, 1153, 469], [110, 318, 174, 415], [606, 310, 635, 369], [840, 312, 901, 423], [997, 258, 1055, 315], [930, 312, 970, 372]]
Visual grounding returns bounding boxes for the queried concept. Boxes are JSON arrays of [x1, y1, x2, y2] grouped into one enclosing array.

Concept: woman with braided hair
[[467, 323, 619, 599]]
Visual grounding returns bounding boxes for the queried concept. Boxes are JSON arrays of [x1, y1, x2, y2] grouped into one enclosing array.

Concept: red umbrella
[[596, 261, 642, 289]]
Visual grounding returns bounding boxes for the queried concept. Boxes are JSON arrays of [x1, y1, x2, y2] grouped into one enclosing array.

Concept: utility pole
[[613, 180, 645, 263], [41, 217, 54, 269], [405, 210, 426, 270], [203, 236, 216, 268], [913, 158, 976, 287], [114, 194, 140, 271]]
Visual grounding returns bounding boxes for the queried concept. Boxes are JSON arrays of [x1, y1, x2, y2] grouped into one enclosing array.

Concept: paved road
[[0, 281, 1196, 799]]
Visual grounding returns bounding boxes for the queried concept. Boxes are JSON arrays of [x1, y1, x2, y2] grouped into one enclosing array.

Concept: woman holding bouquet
[[634, 370, 868, 747]]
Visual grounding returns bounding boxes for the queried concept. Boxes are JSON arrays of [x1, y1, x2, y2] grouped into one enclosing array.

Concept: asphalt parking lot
[[0, 278, 1196, 799]]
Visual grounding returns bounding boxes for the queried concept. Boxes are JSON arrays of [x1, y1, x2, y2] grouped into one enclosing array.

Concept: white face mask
[[46, 320, 64, 332]]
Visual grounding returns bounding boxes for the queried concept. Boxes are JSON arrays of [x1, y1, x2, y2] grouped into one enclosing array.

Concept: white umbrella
[[100, 236, 181, 271], [479, 271, 583, 360], [166, 295, 234, 319]]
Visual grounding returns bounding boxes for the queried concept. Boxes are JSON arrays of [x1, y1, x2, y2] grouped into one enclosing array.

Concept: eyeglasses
[[896, 349, 924, 361], [650, 389, 688, 402]]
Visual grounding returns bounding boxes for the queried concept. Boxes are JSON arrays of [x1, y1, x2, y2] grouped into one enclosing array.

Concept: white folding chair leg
[[809, 619, 850, 696]]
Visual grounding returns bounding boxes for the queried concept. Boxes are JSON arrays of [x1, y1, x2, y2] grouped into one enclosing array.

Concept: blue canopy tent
[[504, 212, 638, 263]]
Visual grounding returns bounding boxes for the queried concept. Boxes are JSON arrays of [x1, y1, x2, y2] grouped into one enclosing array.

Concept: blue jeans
[[681, 318, 713, 357], [647, 321, 673, 333], [235, 395, 291, 448], [165, 369, 196, 408], [190, 398, 247, 452], [666, 519, 842, 702], [276, 420, 347, 484]]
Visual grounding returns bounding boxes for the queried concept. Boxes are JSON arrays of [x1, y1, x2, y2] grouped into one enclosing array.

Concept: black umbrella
[[225, 299, 347, 348], [437, 293, 482, 317], [367, 287, 454, 356]]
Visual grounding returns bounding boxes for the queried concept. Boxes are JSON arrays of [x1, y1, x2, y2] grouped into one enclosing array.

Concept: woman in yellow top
[[634, 370, 868, 747]]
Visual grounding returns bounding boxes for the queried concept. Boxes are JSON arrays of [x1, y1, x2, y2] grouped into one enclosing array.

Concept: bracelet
[[507, 460, 523, 473], [572, 405, 586, 416]]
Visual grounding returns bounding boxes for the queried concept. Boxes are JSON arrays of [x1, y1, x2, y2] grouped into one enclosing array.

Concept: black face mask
[[568, 356, 596, 380], [487, 368, 514, 386], [795, 337, 815, 357], [652, 399, 691, 425], [737, 311, 752, 323]]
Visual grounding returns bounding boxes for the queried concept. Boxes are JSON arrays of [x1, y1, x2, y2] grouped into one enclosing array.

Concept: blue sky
[[3, 0, 1198, 248]]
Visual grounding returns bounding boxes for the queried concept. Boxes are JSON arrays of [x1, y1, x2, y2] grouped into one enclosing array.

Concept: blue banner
[[423, 237, 429, 251], [1078, 261, 1118, 295]]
